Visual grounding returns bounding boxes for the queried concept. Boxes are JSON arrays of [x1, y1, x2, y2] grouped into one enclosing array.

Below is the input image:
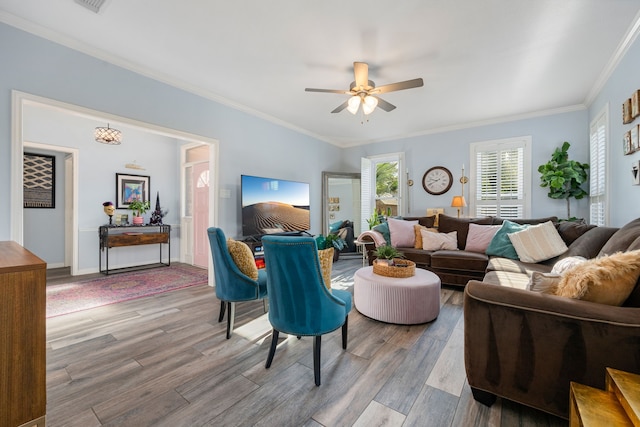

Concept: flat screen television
[[241, 174, 310, 237]]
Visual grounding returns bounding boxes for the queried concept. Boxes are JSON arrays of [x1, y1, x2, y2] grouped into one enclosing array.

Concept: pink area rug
[[47, 264, 208, 318]]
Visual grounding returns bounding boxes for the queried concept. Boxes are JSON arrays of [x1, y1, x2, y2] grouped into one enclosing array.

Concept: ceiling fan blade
[[331, 100, 349, 113], [353, 62, 369, 90], [305, 88, 351, 94], [372, 78, 424, 94], [375, 97, 396, 112]]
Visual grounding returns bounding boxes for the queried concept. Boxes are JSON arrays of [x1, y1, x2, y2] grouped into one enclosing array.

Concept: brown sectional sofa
[[361, 214, 560, 287], [360, 214, 640, 419]]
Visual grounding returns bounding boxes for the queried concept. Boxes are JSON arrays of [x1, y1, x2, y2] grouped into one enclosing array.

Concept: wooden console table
[[99, 225, 171, 275]]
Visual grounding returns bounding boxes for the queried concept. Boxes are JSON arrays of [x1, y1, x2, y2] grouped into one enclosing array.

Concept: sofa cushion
[[486, 220, 528, 259], [404, 215, 437, 228], [388, 217, 419, 248], [555, 250, 640, 306], [431, 250, 488, 273], [227, 238, 259, 280], [507, 221, 568, 263], [486, 257, 553, 275], [599, 217, 640, 255], [465, 224, 501, 253], [421, 230, 458, 250], [482, 270, 530, 289], [396, 247, 433, 267], [491, 216, 558, 226], [555, 220, 596, 245], [414, 224, 438, 248], [437, 214, 493, 249]]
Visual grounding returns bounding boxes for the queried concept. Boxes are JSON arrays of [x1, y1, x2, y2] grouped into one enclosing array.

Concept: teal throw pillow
[[329, 220, 343, 233], [373, 221, 391, 246], [486, 220, 529, 260]]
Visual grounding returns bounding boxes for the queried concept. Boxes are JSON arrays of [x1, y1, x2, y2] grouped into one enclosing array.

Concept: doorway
[[11, 91, 219, 281]]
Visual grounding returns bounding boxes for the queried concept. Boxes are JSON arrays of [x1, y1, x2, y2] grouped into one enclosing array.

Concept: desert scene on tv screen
[[242, 202, 310, 236]]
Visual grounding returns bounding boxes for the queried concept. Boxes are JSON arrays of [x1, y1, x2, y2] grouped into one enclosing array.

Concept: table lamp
[[451, 195, 467, 218]]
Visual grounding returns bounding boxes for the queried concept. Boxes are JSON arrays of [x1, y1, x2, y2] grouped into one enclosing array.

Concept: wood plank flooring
[[45, 259, 567, 426]]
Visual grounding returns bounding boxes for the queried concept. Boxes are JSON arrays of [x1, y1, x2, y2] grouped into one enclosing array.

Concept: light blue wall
[[589, 34, 640, 227], [0, 23, 341, 270], [343, 110, 590, 221]]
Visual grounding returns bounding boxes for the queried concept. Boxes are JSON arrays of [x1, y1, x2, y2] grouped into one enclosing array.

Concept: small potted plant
[[128, 200, 150, 225], [372, 245, 404, 266], [317, 233, 346, 261]]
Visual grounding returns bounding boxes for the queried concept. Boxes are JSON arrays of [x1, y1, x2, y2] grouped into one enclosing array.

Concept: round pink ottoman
[[354, 266, 441, 324]]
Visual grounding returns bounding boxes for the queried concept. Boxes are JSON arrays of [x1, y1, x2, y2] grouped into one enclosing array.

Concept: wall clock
[[422, 166, 453, 195]]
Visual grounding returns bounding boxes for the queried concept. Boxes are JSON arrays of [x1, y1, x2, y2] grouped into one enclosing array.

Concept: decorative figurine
[[103, 201, 115, 225], [149, 191, 167, 225]]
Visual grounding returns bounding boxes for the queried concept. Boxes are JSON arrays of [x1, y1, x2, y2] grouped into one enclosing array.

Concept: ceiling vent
[[74, 0, 106, 13]]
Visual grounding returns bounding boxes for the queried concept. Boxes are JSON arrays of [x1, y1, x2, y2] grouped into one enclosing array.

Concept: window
[[589, 106, 608, 226], [470, 137, 531, 219]]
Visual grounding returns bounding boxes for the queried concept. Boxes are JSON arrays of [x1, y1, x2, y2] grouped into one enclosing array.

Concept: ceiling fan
[[305, 62, 424, 115]]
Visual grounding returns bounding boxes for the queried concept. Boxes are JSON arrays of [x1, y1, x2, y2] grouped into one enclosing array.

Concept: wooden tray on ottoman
[[373, 259, 416, 278]]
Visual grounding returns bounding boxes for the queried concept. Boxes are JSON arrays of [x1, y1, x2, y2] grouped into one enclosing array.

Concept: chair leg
[[313, 335, 321, 386], [265, 329, 279, 368], [342, 315, 348, 350], [226, 302, 235, 339], [218, 300, 226, 322]]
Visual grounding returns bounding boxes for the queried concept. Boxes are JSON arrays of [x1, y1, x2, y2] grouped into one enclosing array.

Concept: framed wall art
[[116, 173, 150, 209], [23, 152, 56, 208]]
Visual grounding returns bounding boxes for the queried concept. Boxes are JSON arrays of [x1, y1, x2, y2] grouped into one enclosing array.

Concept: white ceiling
[[2, 0, 640, 147]]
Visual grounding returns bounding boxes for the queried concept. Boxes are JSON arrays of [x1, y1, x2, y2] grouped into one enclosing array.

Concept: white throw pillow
[[507, 221, 568, 263], [465, 224, 502, 253], [388, 217, 419, 247], [421, 229, 458, 251]]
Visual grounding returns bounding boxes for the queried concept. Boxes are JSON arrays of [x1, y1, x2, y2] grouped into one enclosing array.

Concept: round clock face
[[422, 167, 453, 195]]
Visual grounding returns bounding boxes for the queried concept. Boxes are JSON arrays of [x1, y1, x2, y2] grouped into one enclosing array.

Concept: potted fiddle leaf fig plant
[[538, 141, 589, 220], [128, 200, 150, 225]]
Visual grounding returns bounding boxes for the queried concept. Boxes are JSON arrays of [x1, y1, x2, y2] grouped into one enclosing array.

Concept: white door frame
[[11, 90, 219, 282]]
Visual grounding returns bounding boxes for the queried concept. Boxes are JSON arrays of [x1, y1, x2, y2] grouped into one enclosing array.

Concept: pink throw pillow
[[465, 224, 502, 253], [387, 218, 419, 247]]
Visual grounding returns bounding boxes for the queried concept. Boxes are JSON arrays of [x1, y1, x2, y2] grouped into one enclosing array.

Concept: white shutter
[[589, 108, 607, 226], [472, 137, 529, 219], [361, 157, 372, 232]]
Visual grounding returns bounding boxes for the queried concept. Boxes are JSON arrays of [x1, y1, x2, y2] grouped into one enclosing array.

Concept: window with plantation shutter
[[470, 137, 531, 219], [589, 107, 608, 226]]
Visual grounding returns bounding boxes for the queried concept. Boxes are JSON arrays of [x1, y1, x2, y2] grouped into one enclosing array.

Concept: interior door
[[193, 162, 210, 268]]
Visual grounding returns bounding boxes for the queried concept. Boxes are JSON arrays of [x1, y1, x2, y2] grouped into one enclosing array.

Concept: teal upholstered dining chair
[[261, 235, 352, 386], [207, 227, 268, 339]]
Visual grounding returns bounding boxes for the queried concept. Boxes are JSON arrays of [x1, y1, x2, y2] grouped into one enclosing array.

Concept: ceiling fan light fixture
[[362, 95, 378, 115], [347, 96, 361, 114]]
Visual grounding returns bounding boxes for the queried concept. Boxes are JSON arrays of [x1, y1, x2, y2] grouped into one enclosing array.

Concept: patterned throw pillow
[[227, 239, 259, 281], [508, 221, 568, 263], [317, 248, 334, 289]]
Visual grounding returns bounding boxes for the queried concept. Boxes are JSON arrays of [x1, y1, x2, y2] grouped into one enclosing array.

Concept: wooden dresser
[[0, 241, 46, 427]]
